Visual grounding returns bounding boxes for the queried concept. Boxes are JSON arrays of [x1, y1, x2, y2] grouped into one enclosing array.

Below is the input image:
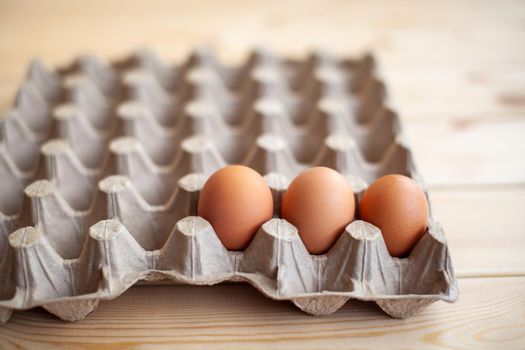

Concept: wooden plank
[[0, 1, 524, 63], [430, 186, 525, 276], [384, 68, 525, 123], [0, 0, 523, 60], [407, 120, 525, 186], [0, 0, 523, 348], [1, 279, 524, 349], [1, 1, 524, 124]]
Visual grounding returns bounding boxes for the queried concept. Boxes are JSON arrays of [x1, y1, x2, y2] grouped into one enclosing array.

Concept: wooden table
[[1, 0, 524, 348]]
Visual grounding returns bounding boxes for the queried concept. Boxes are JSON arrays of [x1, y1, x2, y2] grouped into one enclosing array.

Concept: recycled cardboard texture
[[0, 48, 458, 322]]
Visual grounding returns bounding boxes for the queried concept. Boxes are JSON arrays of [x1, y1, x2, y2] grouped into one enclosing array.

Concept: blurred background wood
[[1, 0, 524, 348]]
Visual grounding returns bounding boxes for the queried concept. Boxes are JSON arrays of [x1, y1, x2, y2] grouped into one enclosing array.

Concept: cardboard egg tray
[[0, 48, 458, 322]]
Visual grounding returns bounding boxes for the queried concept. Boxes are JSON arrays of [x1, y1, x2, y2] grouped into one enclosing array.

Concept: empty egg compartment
[[0, 47, 405, 228], [117, 66, 388, 167], [0, 172, 205, 322]]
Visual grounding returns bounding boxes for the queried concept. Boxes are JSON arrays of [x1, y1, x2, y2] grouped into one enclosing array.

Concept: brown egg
[[197, 165, 273, 250], [281, 167, 355, 255], [359, 174, 429, 257]]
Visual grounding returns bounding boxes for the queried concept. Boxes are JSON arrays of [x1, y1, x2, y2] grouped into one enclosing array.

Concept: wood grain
[[430, 186, 525, 276], [408, 120, 525, 186], [0, 0, 524, 348], [1, 280, 524, 350]]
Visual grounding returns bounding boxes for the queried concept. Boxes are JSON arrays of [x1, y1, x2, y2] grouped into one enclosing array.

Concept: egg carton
[[0, 48, 458, 322]]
